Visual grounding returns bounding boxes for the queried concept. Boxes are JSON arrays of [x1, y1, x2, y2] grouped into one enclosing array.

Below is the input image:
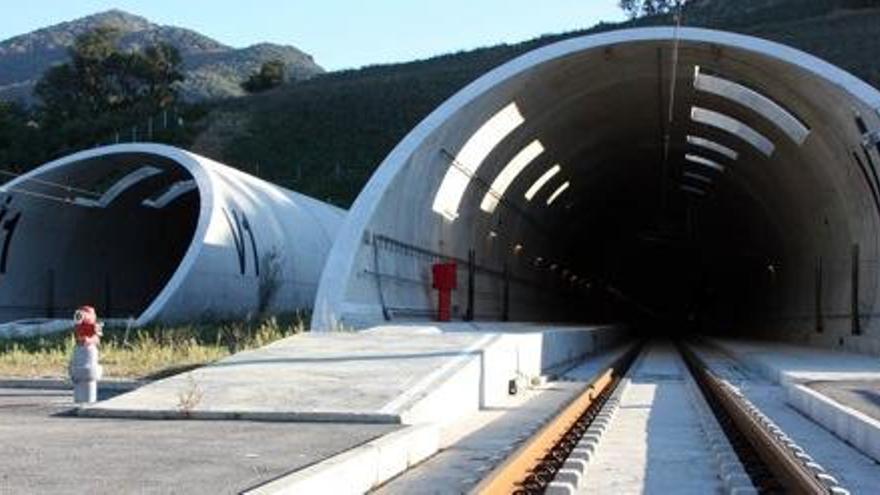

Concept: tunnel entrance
[[314, 28, 880, 352], [0, 152, 199, 322]]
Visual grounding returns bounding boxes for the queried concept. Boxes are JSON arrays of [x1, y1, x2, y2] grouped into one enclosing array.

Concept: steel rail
[[471, 344, 641, 495], [678, 343, 830, 494]]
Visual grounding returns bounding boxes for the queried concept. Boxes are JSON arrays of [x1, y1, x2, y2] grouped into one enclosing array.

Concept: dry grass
[[0, 313, 307, 379]]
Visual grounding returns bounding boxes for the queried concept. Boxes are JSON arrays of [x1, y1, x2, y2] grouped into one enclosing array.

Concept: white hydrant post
[[69, 306, 103, 404]]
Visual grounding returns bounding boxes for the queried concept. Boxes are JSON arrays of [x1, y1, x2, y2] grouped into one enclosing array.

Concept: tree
[[138, 43, 184, 110], [0, 102, 43, 172], [35, 28, 184, 125], [619, 0, 689, 19], [241, 60, 287, 93]]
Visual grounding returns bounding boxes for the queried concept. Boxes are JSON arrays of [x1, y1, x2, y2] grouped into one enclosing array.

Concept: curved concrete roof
[[312, 27, 880, 352], [0, 143, 344, 326]]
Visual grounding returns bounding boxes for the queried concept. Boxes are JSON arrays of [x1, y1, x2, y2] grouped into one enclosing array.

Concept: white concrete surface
[[707, 337, 880, 465], [79, 323, 625, 425], [376, 345, 633, 494], [246, 424, 439, 495], [0, 143, 344, 327], [787, 384, 880, 464], [694, 341, 880, 494], [311, 25, 880, 361], [581, 342, 722, 494], [706, 338, 880, 384]]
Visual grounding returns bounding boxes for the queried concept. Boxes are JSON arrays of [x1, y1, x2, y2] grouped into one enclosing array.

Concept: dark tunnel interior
[[0, 152, 200, 322]]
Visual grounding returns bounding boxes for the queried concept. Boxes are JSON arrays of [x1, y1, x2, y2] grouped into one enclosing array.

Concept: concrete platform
[[80, 323, 624, 426], [707, 337, 880, 464]]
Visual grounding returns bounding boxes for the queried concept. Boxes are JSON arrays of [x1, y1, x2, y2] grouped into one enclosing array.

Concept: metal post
[[371, 236, 391, 321], [815, 256, 823, 333], [466, 249, 475, 321], [502, 262, 510, 322], [46, 269, 55, 318], [148, 117, 153, 141], [852, 243, 861, 335], [104, 274, 112, 319]]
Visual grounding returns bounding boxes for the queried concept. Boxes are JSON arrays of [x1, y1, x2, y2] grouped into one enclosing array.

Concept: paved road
[[0, 387, 398, 494]]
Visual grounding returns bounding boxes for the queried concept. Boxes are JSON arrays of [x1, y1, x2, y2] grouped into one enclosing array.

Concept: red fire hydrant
[[69, 306, 103, 403], [432, 262, 457, 322]]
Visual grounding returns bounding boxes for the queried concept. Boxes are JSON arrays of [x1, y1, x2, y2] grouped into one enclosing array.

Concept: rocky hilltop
[[0, 9, 324, 103]]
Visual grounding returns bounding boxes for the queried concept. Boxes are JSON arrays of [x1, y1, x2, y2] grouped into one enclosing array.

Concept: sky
[[0, 1, 627, 70]]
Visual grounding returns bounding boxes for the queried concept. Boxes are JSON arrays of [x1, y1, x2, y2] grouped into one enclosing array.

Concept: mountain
[[0, 9, 324, 103], [189, 0, 880, 207]]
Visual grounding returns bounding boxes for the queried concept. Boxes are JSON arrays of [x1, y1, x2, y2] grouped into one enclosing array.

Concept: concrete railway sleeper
[[473, 341, 848, 494], [471, 344, 643, 494]]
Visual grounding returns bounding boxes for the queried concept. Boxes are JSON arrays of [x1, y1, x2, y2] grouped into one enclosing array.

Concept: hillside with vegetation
[[190, 0, 880, 207], [2, 0, 879, 207], [0, 9, 323, 103]]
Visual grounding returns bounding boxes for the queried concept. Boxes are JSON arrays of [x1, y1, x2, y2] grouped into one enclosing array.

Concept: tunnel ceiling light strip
[[73, 166, 163, 208], [685, 153, 726, 173], [432, 102, 524, 221], [142, 180, 197, 209], [680, 184, 707, 196], [525, 164, 561, 201], [694, 67, 810, 145], [480, 139, 544, 213], [691, 106, 775, 157], [683, 172, 713, 185], [686, 135, 739, 161], [546, 181, 570, 206]]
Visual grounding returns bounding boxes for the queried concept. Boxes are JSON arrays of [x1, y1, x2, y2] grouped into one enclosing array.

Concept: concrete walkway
[[706, 337, 880, 421], [706, 337, 880, 384]]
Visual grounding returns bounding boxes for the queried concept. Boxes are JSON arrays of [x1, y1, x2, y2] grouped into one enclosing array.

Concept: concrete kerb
[[0, 377, 144, 391], [244, 423, 440, 495], [787, 382, 880, 463], [75, 407, 402, 424]]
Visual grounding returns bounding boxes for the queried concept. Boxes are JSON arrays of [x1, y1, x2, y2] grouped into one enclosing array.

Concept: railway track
[[472, 340, 849, 495]]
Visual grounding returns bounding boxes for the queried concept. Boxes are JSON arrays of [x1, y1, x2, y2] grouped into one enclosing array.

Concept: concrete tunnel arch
[[312, 27, 880, 353], [0, 143, 344, 329]]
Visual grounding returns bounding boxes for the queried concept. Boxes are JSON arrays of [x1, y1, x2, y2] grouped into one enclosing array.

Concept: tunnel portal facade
[[313, 27, 880, 354]]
